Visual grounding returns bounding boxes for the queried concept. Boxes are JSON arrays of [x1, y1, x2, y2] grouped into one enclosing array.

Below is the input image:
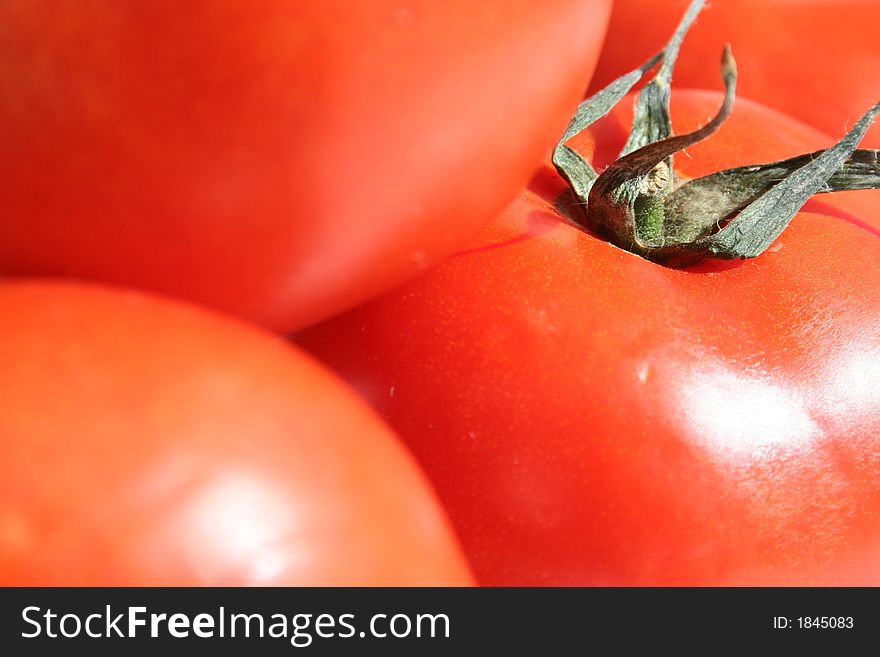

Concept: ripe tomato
[[0, 281, 472, 586], [0, 0, 611, 332], [296, 91, 880, 585], [588, 0, 880, 147]]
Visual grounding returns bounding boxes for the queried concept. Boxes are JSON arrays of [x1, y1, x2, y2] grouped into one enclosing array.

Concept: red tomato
[[0, 0, 611, 332], [296, 91, 880, 585], [0, 281, 472, 586], [588, 0, 880, 147]]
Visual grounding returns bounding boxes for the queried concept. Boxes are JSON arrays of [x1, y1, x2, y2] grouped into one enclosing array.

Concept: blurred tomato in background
[[0, 281, 472, 586], [0, 0, 611, 332]]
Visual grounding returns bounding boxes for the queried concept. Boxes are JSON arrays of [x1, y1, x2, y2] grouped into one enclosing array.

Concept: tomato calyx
[[553, 0, 880, 266]]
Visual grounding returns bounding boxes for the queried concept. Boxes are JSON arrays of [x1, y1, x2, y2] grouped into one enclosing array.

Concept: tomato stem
[[587, 45, 736, 257], [553, 0, 880, 266]]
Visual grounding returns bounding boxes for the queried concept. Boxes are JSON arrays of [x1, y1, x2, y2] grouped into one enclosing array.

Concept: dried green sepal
[[552, 0, 880, 266]]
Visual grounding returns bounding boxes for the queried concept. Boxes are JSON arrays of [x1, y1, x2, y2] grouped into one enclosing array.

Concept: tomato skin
[[296, 92, 880, 586], [589, 0, 880, 147], [0, 281, 472, 586], [0, 0, 610, 332]]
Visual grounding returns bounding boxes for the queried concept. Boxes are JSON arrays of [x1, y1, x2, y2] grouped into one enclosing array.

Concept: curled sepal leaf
[[552, 0, 704, 203], [663, 149, 880, 244], [694, 102, 880, 261]]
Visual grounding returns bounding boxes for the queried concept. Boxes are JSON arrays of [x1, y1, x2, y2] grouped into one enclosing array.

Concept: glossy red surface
[[0, 281, 472, 585], [297, 92, 880, 585]]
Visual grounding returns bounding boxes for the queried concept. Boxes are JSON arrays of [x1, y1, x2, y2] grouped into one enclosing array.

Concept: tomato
[[295, 91, 880, 585], [588, 0, 880, 147], [0, 280, 472, 586], [0, 0, 611, 332]]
